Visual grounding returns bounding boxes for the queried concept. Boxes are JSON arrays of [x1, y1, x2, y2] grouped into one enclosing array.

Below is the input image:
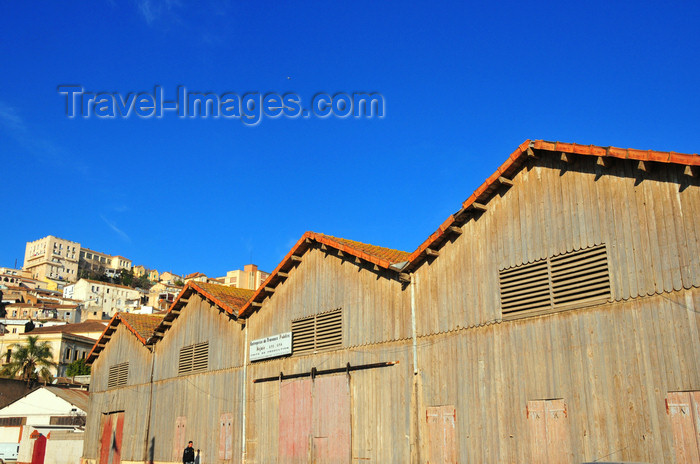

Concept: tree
[[1, 336, 57, 385], [66, 358, 90, 376]]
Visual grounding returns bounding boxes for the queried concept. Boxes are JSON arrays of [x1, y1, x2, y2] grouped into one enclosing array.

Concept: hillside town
[[0, 237, 270, 463]]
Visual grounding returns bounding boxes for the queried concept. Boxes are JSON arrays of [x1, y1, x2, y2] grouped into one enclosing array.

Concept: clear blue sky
[[1, 1, 698, 277]]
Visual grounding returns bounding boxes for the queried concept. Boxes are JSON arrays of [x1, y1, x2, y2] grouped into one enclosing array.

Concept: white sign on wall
[[249, 332, 292, 361]]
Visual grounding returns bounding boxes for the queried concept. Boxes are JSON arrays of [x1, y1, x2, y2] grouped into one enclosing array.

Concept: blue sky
[[1, 1, 698, 277]]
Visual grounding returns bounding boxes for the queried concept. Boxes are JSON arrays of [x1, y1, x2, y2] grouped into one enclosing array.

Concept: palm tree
[[1, 336, 57, 385]]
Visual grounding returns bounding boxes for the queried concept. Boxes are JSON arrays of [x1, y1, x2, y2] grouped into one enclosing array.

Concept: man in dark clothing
[[183, 441, 195, 464]]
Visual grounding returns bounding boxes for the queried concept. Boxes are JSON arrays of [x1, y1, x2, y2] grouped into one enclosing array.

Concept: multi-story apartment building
[[23, 236, 80, 282], [79, 248, 132, 277], [63, 279, 142, 317], [217, 264, 269, 289]]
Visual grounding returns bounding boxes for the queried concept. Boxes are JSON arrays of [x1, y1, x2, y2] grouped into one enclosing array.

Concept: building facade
[[82, 140, 700, 464], [217, 264, 270, 290], [23, 236, 80, 283], [63, 279, 142, 317]]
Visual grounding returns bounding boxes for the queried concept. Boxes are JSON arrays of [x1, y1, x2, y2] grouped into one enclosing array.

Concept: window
[[499, 244, 611, 318], [65, 348, 71, 360], [0, 417, 26, 426], [178, 342, 209, 375], [50, 416, 84, 426], [5, 349, 11, 364], [107, 362, 129, 388], [291, 308, 342, 355]]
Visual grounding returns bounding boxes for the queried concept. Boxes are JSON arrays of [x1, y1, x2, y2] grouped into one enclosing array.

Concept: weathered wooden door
[[219, 413, 234, 460], [172, 416, 187, 462], [278, 375, 351, 464], [667, 391, 700, 464], [98, 412, 125, 464], [527, 399, 571, 464], [425, 405, 457, 463], [312, 375, 351, 463], [30, 434, 46, 464]]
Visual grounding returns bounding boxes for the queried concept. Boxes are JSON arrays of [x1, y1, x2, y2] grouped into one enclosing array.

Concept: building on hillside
[[63, 279, 142, 317], [1, 326, 98, 377], [0, 387, 88, 464], [217, 264, 270, 289], [23, 236, 80, 283], [79, 248, 132, 278], [148, 269, 160, 282], [132, 265, 147, 278], [147, 282, 184, 310], [159, 271, 182, 285], [183, 272, 207, 283], [82, 140, 700, 464]]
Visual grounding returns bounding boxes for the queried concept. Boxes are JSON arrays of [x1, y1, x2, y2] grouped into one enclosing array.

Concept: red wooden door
[[527, 399, 571, 464], [279, 379, 313, 463], [667, 391, 700, 464], [30, 434, 46, 464], [98, 412, 125, 464], [279, 375, 351, 464], [312, 375, 351, 464], [99, 415, 114, 464]]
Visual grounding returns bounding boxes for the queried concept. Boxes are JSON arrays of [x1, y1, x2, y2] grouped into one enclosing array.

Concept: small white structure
[[0, 387, 88, 464]]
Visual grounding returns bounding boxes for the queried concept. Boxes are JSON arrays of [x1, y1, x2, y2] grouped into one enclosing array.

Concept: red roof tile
[[405, 139, 699, 268], [86, 313, 164, 364], [238, 231, 409, 317], [149, 281, 255, 343]]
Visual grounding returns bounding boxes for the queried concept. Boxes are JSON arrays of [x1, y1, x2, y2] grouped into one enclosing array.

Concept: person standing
[[183, 441, 195, 464]]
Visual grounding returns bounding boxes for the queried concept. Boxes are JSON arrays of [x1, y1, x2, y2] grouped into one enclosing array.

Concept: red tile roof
[[239, 232, 409, 317], [149, 281, 255, 343], [404, 139, 699, 269], [184, 272, 206, 279], [27, 320, 107, 335], [86, 313, 164, 364]]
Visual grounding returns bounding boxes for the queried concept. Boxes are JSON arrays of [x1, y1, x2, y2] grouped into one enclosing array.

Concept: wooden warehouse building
[[83, 140, 700, 464]]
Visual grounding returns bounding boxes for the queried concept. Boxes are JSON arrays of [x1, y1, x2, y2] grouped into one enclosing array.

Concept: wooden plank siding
[[84, 323, 154, 464], [416, 288, 700, 463], [244, 250, 413, 463], [412, 156, 700, 336], [81, 151, 700, 464]]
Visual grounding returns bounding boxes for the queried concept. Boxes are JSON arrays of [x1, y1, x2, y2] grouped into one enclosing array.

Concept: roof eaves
[[404, 138, 699, 271], [238, 231, 404, 317]]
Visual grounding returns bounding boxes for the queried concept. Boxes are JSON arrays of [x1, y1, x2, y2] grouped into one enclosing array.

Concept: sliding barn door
[[279, 375, 351, 464]]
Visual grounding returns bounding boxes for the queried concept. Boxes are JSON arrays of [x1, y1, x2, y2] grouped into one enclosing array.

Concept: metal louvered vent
[[292, 308, 342, 355], [499, 244, 611, 318], [107, 362, 129, 388], [178, 342, 209, 375]]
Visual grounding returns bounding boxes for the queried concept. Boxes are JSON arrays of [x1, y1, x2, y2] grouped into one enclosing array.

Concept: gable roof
[[150, 281, 255, 343], [27, 320, 108, 335], [1, 386, 89, 414], [45, 386, 89, 411], [238, 232, 409, 317], [402, 139, 700, 271], [86, 313, 164, 364], [184, 272, 206, 279]]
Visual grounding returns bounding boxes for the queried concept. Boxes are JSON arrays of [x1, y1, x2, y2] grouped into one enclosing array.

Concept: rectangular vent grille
[[178, 341, 209, 375], [292, 308, 342, 355], [499, 244, 610, 317], [107, 362, 129, 388]]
